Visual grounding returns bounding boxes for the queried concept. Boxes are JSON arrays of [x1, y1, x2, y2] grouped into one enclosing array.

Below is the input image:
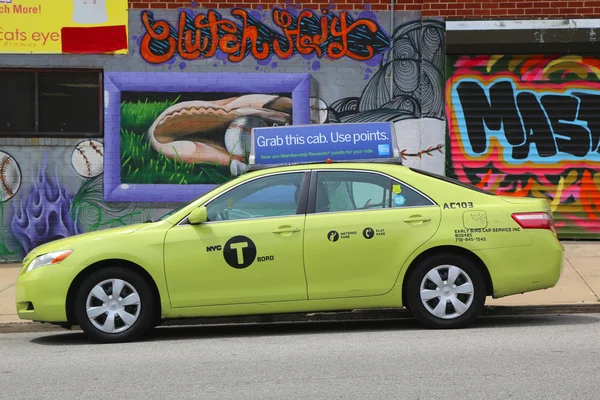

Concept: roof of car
[[246, 157, 405, 173]]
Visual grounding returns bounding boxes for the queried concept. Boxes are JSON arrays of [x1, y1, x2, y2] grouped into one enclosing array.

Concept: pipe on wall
[[389, 0, 395, 99]]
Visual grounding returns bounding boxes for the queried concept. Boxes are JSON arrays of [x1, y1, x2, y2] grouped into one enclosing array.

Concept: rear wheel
[[73, 267, 155, 343], [405, 253, 486, 329]]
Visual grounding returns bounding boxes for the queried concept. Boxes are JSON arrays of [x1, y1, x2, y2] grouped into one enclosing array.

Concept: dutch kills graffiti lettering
[[139, 8, 390, 64]]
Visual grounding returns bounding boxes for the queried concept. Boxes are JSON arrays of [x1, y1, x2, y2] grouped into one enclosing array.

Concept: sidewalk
[[1, 241, 599, 326]]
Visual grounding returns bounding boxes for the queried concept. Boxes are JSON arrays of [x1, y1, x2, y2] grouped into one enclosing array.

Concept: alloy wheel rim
[[420, 265, 474, 320], [85, 278, 141, 334]]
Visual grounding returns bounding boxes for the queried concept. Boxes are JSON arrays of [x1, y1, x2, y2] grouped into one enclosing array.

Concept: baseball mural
[[71, 140, 105, 178], [120, 91, 293, 185], [0, 151, 22, 202]]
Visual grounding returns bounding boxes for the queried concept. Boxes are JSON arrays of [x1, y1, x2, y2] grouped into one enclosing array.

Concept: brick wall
[[127, 0, 403, 11], [422, 0, 600, 18], [127, 0, 600, 18]]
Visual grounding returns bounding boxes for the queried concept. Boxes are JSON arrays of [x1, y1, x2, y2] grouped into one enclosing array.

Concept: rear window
[[409, 168, 496, 196]]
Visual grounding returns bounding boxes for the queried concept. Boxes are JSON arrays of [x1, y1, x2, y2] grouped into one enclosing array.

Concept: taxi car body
[[15, 159, 564, 343]]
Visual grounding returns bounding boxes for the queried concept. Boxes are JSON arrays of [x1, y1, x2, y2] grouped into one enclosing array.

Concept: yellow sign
[[392, 184, 402, 194], [0, 0, 128, 54]]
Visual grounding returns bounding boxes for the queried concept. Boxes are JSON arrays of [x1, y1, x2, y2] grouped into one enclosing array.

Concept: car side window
[[205, 172, 305, 222], [390, 180, 435, 208], [315, 171, 392, 213]]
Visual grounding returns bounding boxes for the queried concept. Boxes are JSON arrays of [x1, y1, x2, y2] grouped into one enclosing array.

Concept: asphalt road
[[1, 314, 600, 400]]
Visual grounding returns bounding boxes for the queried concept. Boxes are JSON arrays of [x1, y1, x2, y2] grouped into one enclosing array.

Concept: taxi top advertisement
[[249, 122, 400, 166], [0, 0, 128, 54]]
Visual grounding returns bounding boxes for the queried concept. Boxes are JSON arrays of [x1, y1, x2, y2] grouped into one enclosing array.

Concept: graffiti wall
[[328, 18, 446, 173], [0, 8, 447, 262], [447, 54, 600, 238], [0, 146, 173, 261], [139, 8, 391, 64]]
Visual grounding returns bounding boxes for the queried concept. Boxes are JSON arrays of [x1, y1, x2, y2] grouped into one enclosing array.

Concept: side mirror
[[188, 206, 208, 225]]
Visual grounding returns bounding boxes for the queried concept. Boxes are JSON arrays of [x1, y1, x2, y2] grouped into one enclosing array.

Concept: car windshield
[[409, 168, 495, 196], [153, 183, 229, 222], [155, 202, 190, 222]]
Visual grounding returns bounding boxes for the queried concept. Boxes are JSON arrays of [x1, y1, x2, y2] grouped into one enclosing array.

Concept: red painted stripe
[[61, 25, 127, 54]]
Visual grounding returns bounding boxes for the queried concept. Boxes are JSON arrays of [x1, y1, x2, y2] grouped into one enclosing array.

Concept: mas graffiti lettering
[[139, 8, 390, 64], [452, 77, 600, 164], [447, 54, 600, 237]]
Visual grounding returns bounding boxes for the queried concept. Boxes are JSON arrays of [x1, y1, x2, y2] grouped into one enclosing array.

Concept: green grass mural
[[120, 96, 232, 185], [0, 201, 22, 259]]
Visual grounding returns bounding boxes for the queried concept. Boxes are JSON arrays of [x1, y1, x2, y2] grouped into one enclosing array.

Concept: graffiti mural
[[0, 200, 21, 259], [325, 19, 447, 173], [120, 91, 292, 185], [72, 140, 104, 178], [0, 151, 23, 259], [0, 151, 21, 202], [12, 156, 82, 254], [140, 8, 390, 64], [0, 151, 158, 260], [0, 10, 449, 262], [447, 54, 600, 237], [104, 71, 309, 203]]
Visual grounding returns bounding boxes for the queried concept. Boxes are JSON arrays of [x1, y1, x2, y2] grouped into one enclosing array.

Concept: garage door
[[446, 54, 600, 239]]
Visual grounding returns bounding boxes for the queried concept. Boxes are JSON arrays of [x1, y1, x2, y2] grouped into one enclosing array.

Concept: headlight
[[25, 250, 73, 273]]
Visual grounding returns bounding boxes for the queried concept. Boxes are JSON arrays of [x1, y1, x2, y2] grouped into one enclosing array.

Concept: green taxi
[[15, 125, 564, 343]]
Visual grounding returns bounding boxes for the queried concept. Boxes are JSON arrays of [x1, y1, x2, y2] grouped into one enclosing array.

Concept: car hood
[[26, 223, 149, 258]]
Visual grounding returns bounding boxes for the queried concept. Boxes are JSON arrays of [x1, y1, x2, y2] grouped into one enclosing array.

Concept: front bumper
[[15, 262, 77, 323]]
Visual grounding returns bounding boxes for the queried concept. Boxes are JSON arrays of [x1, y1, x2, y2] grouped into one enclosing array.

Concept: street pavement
[[1, 314, 600, 399], [1, 241, 599, 326]]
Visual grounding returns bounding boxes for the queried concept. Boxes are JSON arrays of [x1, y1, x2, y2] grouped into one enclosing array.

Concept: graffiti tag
[[453, 78, 600, 163], [447, 55, 600, 236], [139, 8, 390, 64]]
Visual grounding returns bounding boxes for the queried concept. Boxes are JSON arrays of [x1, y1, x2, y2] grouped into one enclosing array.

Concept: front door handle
[[403, 215, 432, 224], [272, 227, 301, 234]]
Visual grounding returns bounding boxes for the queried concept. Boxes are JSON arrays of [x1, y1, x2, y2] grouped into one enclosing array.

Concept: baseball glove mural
[[120, 92, 293, 185]]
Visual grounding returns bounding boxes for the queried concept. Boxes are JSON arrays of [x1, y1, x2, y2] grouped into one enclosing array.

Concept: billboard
[[249, 122, 399, 166], [0, 0, 128, 54]]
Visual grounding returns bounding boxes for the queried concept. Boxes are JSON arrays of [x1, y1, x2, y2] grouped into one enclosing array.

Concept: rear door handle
[[272, 227, 301, 234], [403, 215, 432, 223]]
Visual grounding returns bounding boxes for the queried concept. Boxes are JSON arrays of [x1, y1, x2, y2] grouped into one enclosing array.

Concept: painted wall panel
[[446, 54, 600, 238]]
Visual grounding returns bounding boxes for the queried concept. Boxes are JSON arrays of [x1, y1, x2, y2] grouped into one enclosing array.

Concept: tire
[[405, 253, 486, 329], [73, 267, 156, 343]]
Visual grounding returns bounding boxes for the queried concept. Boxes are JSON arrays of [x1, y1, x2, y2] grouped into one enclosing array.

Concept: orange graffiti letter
[[218, 19, 241, 57], [272, 9, 295, 59], [140, 11, 177, 64], [178, 12, 201, 60], [328, 12, 377, 61], [195, 11, 222, 59], [230, 9, 270, 62], [295, 10, 324, 56]]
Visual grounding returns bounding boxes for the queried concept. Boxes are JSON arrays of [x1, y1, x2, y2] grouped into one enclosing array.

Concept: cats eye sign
[[0, 0, 128, 54]]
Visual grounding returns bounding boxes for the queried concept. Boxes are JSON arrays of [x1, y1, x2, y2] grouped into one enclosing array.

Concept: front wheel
[[405, 253, 486, 329], [73, 267, 156, 343]]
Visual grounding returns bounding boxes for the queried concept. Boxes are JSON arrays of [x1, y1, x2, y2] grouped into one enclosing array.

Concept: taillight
[[511, 212, 556, 235]]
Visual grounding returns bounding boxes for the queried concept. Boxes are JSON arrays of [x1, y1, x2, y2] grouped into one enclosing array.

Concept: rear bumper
[[15, 264, 75, 323], [476, 232, 564, 298]]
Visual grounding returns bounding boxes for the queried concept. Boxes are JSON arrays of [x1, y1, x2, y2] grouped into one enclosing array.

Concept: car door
[[303, 169, 441, 300], [163, 171, 310, 308]]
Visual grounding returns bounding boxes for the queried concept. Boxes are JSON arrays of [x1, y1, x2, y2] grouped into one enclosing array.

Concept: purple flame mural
[[11, 156, 82, 254]]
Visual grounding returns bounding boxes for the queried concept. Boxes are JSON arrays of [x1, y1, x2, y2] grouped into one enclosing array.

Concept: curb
[[481, 303, 600, 316], [2, 304, 600, 334]]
